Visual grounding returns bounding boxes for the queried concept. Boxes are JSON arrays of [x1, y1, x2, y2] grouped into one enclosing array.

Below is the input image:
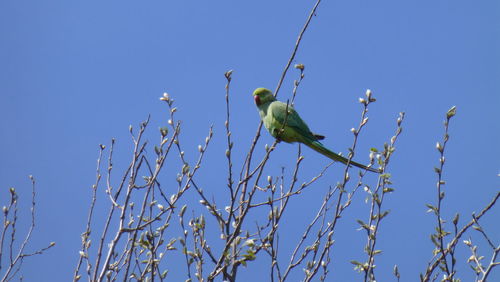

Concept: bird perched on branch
[[253, 87, 379, 173]]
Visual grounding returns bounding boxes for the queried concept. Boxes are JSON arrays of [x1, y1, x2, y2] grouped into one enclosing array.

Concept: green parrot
[[253, 88, 379, 173]]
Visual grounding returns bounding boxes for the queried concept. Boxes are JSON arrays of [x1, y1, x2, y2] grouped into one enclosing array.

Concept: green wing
[[268, 101, 378, 173], [267, 101, 318, 143]]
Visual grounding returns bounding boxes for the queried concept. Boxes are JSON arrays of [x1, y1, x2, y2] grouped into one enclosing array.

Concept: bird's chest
[[263, 115, 296, 143], [262, 115, 275, 134]]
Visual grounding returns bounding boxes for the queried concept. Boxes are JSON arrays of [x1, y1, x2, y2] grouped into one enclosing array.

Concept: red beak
[[254, 95, 261, 106]]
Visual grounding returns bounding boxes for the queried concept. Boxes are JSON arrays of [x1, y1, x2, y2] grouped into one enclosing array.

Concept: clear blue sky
[[1, 1, 499, 281]]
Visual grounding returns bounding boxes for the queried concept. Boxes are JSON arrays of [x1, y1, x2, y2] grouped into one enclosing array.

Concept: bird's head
[[253, 88, 275, 106]]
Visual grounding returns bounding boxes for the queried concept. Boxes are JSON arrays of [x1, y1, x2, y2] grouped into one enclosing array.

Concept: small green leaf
[[383, 187, 395, 193], [446, 106, 457, 119]]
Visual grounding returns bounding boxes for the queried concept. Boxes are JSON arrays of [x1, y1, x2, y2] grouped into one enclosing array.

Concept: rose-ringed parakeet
[[253, 87, 379, 173]]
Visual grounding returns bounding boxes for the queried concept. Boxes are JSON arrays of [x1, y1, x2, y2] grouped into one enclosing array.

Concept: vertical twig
[[1, 177, 55, 281], [74, 144, 106, 280]]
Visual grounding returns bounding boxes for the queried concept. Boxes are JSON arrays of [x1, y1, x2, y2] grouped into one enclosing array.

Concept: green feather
[[253, 87, 379, 173], [304, 140, 379, 173]]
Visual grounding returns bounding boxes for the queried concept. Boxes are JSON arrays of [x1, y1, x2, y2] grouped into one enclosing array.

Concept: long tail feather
[[304, 140, 379, 173]]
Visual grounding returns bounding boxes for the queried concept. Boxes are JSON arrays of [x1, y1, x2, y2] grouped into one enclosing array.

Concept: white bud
[[244, 239, 255, 247], [365, 89, 372, 98], [436, 142, 443, 152], [160, 92, 170, 101]]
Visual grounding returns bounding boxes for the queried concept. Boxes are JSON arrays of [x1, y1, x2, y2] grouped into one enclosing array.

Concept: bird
[[253, 87, 379, 173]]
